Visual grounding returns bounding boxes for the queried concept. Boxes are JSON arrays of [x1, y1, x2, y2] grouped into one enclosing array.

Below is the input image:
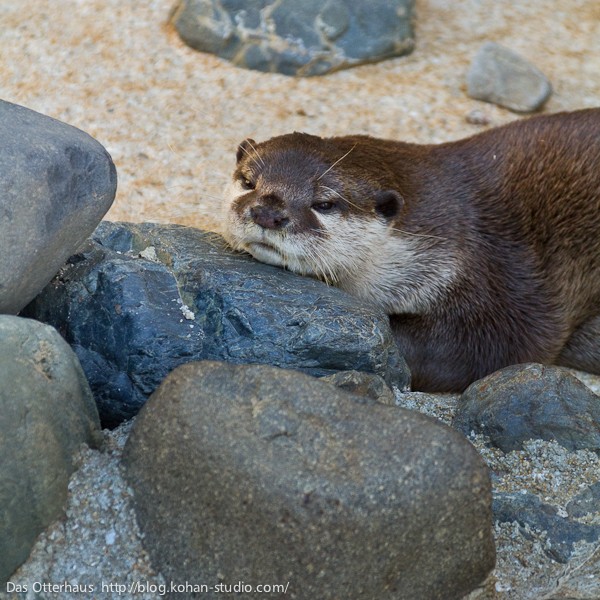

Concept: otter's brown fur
[[223, 109, 600, 392]]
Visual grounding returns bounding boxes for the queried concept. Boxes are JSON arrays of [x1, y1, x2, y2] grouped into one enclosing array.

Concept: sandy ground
[[0, 0, 598, 232], [1, 1, 600, 598]]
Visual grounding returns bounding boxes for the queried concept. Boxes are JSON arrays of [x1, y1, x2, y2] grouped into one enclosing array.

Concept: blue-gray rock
[[123, 361, 495, 600], [171, 0, 415, 76], [24, 221, 409, 426], [0, 100, 116, 314], [467, 42, 552, 112], [493, 492, 600, 563], [453, 364, 600, 454], [566, 482, 600, 519], [0, 316, 102, 584]]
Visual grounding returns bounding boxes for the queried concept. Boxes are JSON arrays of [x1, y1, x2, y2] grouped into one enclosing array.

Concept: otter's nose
[[250, 205, 290, 230]]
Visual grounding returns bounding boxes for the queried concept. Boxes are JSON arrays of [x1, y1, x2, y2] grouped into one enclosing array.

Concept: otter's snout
[[250, 200, 289, 230]]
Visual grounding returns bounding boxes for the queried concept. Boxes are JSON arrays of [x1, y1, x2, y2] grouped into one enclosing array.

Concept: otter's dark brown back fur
[[380, 109, 600, 391]]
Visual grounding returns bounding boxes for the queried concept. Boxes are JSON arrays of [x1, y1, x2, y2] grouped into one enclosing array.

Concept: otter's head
[[222, 132, 408, 309]]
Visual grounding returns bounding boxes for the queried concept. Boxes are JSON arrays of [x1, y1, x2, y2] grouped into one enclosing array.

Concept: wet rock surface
[[171, 0, 415, 76], [0, 100, 116, 314], [123, 361, 495, 600], [24, 221, 409, 426], [0, 316, 102, 583]]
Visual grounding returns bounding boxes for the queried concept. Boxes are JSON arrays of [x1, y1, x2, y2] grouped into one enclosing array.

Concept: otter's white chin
[[246, 242, 286, 267], [247, 241, 319, 277]]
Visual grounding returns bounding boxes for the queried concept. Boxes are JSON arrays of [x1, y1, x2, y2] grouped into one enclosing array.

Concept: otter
[[222, 109, 600, 393]]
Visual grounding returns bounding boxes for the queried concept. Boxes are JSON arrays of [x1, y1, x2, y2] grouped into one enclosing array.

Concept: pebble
[[467, 42, 552, 113]]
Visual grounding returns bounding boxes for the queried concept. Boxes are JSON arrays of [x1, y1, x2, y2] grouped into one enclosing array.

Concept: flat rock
[[0, 100, 116, 314], [566, 481, 600, 519], [467, 42, 552, 112], [493, 492, 600, 563], [453, 363, 600, 453], [0, 315, 102, 583], [123, 361, 495, 600], [171, 0, 415, 76], [24, 221, 409, 426]]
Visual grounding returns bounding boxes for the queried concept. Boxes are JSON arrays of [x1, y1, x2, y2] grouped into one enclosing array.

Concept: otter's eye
[[240, 176, 255, 190], [312, 201, 336, 213]]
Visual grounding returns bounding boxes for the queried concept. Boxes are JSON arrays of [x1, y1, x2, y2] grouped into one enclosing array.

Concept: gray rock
[[24, 221, 409, 426], [493, 492, 600, 563], [0, 99, 116, 314], [171, 0, 415, 76], [0, 315, 102, 583], [123, 361, 495, 600], [320, 369, 398, 405], [453, 363, 600, 454], [566, 481, 600, 519], [467, 42, 552, 112]]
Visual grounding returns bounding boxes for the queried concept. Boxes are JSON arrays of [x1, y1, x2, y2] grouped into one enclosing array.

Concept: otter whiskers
[[316, 144, 356, 181], [239, 140, 265, 169]]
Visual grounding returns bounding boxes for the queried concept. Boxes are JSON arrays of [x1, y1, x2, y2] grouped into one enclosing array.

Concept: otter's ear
[[375, 190, 403, 220], [236, 138, 257, 163]]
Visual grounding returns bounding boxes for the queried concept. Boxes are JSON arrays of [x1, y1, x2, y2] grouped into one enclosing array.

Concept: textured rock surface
[[123, 361, 495, 600], [171, 0, 415, 76], [0, 316, 102, 584], [0, 100, 116, 314], [24, 221, 408, 426], [493, 492, 600, 563], [453, 364, 600, 453], [467, 42, 552, 112], [320, 369, 397, 405], [566, 481, 600, 519]]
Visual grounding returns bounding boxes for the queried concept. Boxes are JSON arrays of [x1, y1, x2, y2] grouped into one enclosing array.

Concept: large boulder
[[123, 361, 495, 600], [0, 316, 102, 583], [0, 100, 116, 314], [24, 221, 409, 426], [171, 0, 415, 76]]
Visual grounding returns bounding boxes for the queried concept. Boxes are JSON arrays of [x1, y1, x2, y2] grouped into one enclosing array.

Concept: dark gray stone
[[123, 361, 495, 600], [171, 0, 415, 76], [24, 221, 409, 427], [467, 42, 552, 112], [493, 492, 600, 563], [0, 99, 116, 314], [566, 482, 600, 519], [453, 364, 600, 453], [0, 316, 102, 583]]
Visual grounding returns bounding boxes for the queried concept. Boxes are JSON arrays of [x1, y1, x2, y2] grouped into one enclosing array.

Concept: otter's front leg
[[557, 314, 600, 375], [390, 314, 478, 393]]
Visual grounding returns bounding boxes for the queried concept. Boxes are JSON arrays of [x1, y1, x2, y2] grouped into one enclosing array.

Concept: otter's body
[[222, 109, 600, 392]]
